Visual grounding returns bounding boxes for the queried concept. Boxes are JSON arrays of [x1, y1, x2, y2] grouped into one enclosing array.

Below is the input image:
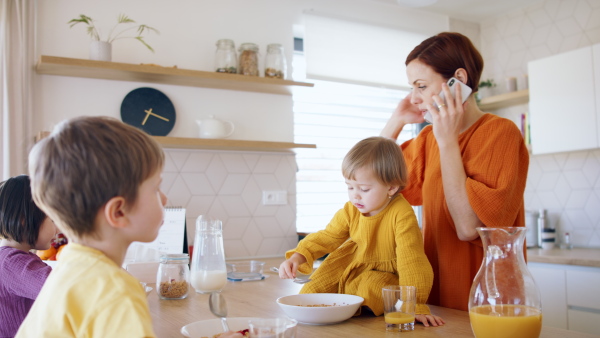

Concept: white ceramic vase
[[89, 41, 112, 62], [477, 87, 493, 100]]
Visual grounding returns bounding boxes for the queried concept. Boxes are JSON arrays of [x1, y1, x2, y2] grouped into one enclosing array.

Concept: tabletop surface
[[147, 258, 597, 337], [527, 248, 600, 268]]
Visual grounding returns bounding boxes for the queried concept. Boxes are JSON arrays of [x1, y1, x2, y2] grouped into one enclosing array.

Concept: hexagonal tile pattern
[[163, 149, 297, 257], [480, 0, 600, 247]]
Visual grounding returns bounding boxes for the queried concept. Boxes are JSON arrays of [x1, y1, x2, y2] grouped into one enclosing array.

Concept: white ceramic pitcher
[[196, 115, 235, 139]]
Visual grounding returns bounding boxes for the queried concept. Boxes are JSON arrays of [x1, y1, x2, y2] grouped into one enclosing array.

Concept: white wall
[[479, 0, 600, 248], [34, 0, 449, 258], [34, 0, 448, 142]]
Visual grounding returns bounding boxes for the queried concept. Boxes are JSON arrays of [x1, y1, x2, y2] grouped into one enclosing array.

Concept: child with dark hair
[[0, 175, 57, 337]]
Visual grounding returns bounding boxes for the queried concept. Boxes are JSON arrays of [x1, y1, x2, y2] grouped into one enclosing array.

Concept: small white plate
[[181, 317, 258, 338]]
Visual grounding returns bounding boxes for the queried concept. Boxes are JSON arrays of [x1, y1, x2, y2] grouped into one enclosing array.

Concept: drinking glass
[[248, 318, 297, 338], [382, 285, 416, 332], [190, 215, 227, 294]]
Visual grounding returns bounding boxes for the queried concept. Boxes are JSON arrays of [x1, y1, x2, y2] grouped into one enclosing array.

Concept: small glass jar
[[215, 39, 237, 74], [238, 43, 259, 76], [157, 253, 190, 300], [264, 43, 286, 79]]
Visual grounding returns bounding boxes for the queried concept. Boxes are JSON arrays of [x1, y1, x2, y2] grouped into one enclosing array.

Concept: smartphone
[[423, 77, 473, 124]]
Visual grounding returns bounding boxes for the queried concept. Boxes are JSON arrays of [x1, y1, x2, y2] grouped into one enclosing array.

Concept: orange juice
[[470, 305, 542, 338], [385, 312, 415, 324]]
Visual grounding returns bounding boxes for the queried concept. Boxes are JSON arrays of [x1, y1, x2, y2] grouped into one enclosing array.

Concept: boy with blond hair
[[18, 116, 245, 338], [16, 116, 166, 337]]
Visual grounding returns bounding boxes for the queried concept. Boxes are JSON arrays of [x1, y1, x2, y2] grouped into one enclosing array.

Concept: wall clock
[[120, 87, 176, 136]]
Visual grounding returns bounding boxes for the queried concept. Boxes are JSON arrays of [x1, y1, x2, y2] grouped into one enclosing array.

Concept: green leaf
[[117, 13, 135, 24], [67, 14, 93, 28], [136, 37, 155, 53]]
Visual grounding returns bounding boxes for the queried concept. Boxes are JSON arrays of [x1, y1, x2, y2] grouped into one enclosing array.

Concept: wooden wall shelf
[[36, 131, 315, 152], [478, 89, 529, 110], [35, 55, 314, 95], [154, 136, 315, 152]]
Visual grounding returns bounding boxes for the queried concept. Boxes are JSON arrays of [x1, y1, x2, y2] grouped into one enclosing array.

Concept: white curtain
[[303, 13, 436, 89], [0, 0, 36, 180]]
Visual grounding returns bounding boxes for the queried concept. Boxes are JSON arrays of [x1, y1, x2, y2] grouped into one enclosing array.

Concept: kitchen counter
[[527, 248, 600, 268], [147, 257, 596, 337]]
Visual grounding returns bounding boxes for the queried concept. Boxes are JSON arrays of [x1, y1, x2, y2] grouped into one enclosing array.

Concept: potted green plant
[[68, 14, 159, 62], [476, 79, 496, 102]]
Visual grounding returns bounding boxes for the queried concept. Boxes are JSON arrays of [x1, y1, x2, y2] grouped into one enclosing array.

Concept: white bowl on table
[[276, 293, 364, 325]]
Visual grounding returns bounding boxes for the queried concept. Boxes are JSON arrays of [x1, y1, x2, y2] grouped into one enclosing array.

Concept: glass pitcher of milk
[[190, 215, 227, 294]]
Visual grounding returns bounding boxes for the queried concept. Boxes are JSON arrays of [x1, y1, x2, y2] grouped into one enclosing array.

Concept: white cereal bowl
[[276, 293, 364, 325]]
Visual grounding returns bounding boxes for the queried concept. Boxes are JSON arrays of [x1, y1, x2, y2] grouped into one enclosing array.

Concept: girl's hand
[[425, 82, 465, 147], [415, 313, 445, 327], [278, 253, 306, 279]]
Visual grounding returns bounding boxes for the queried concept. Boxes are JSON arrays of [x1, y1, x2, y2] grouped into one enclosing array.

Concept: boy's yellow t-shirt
[[16, 243, 155, 338]]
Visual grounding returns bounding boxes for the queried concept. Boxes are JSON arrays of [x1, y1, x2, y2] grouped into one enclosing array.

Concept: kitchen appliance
[[525, 210, 540, 248]]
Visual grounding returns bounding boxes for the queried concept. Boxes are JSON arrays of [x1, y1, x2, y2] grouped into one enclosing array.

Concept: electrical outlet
[[262, 190, 287, 205]]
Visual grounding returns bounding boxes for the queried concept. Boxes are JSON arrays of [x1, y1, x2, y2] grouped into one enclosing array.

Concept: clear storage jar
[[264, 43, 286, 79], [157, 253, 190, 300], [215, 39, 237, 74], [238, 43, 259, 76]]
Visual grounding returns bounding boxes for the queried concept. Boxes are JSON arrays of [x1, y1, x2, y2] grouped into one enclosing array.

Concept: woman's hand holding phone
[[427, 78, 472, 146], [424, 77, 472, 124]]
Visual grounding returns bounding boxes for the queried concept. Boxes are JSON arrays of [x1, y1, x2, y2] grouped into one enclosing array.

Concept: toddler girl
[[278, 137, 443, 326], [0, 175, 57, 337]]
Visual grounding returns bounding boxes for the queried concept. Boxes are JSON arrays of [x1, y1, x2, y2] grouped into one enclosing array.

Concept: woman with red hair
[[381, 32, 529, 312]]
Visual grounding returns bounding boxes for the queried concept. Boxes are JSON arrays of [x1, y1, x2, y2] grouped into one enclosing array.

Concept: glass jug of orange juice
[[469, 227, 542, 338]]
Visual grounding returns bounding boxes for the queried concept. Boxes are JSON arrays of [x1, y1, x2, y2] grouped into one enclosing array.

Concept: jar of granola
[[264, 43, 286, 79], [157, 253, 190, 300], [215, 39, 237, 74], [238, 43, 259, 76]]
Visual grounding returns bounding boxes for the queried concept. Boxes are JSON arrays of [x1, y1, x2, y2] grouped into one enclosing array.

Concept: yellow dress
[[286, 195, 433, 315]]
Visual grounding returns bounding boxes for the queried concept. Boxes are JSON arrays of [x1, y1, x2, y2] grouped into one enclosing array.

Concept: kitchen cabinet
[[529, 263, 568, 329], [529, 262, 600, 335], [528, 44, 599, 155]]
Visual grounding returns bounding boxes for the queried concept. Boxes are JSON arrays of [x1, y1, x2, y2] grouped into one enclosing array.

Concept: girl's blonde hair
[[342, 137, 408, 194]]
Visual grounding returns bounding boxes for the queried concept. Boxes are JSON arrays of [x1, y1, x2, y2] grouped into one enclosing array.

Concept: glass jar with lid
[[156, 253, 190, 300], [238, 43, 259, 76], [214, 39, 237, 74], [264, 43, 286, 79]]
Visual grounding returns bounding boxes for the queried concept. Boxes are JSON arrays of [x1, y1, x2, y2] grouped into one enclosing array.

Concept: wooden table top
[[147, 258, 596, 337]]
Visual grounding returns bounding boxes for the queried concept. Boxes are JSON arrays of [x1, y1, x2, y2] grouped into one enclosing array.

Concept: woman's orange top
[[400, 113, 529, 311]]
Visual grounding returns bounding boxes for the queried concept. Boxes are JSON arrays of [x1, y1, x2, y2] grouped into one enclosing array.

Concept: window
[[292, 39, 419, 233]]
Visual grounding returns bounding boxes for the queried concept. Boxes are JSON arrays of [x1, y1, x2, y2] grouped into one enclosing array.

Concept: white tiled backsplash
[[474, 0, 600, 247], [161, 149, 298, 259]]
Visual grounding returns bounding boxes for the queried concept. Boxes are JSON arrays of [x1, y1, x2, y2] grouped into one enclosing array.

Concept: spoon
[[270, 267, 312, 284], [209, 292, 230, 332]]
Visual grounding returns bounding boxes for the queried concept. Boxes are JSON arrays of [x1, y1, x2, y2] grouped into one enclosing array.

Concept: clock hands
[[141, 108, 170, 125]]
